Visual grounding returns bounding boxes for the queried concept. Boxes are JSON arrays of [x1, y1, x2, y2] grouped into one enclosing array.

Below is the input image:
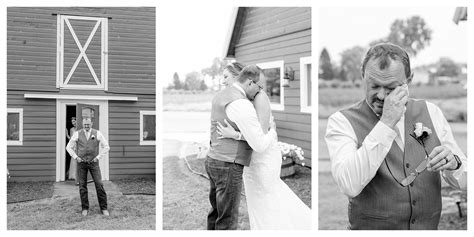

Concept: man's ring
[[444, 157, 449, 164]]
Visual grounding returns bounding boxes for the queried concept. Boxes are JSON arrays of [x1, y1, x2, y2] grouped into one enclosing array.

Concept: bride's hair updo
[[225, 62, 246, 77]]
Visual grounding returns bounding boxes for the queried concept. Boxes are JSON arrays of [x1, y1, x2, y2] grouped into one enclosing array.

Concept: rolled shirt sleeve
[[225, 99, 276, 153], [325, 111, 398, 198], [66, 131, 79, 160], [427, 102, 467, 190], [95, 130, 110, 160]]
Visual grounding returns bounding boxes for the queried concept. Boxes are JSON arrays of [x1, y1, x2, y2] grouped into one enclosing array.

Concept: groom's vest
[[208, 86, 253, 166], [76, 129, 100, 162], [340, 99, 442, 230]]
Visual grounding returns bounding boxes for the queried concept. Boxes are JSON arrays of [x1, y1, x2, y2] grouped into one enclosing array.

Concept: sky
[[319, 7, 468, 67], [157, 4, 235, 87]]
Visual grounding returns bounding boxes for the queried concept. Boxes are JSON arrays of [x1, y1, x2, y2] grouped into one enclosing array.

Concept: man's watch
[[452, 154, 462, 170]]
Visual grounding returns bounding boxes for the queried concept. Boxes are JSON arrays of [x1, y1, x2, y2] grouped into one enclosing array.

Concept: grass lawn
[[114, 177, 156, 195], [163, 155, 311, 230], [318, 171, 467, 230], [7, 179, 156, 230], [7, 181, 55, 203]]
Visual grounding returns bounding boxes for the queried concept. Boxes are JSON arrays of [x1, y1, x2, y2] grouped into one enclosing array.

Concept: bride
[[217, 62, 311, 230]]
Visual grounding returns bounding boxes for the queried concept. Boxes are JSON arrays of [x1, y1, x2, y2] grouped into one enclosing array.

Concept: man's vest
[[207, 86, 253, 166], [76, 129, 100, 162], [340, 99, 442, 230]]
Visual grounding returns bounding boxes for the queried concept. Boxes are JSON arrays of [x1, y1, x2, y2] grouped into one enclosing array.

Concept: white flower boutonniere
[[410, 122, 432, 158]]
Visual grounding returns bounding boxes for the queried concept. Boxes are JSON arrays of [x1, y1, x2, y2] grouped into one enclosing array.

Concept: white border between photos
[[0, 0, 472, 236]]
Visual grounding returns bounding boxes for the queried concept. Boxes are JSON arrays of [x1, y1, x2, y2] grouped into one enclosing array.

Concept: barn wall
[[7, 7, 156, 181], [233, 7, 312, 164]]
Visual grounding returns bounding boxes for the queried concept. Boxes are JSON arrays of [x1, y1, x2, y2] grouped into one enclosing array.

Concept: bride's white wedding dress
[[243, 121, 312, 230]]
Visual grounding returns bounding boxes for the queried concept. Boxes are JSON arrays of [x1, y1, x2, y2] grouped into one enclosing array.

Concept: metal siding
[[233, 7, 312, 162]]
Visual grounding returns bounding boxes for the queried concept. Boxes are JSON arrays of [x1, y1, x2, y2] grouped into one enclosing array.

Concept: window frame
[[140, 110, 156, 145], [56, 15, 108, 90], [256, 60, 285, 111], [300, 56, 312, 113], [7, 108, 23, 146]]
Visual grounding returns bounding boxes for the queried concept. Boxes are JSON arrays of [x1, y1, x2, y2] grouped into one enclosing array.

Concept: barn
[[7, 7, 156, 182], [223, 7, 312, 165]]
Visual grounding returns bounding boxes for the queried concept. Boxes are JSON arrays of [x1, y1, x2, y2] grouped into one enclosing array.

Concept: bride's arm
[[216, 91, 271, 140]]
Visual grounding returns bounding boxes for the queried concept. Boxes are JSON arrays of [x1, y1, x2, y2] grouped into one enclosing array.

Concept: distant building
[[223, 7, 312, 165], [7, 7, 156, 181]]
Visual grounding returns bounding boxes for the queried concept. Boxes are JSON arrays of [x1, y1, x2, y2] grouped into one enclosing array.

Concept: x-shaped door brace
[[63, 18, 101, 86]]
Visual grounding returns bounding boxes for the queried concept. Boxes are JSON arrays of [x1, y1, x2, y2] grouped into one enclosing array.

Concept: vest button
[[411, 219, 416, 224], [410, 183, 414, 187], [412, 200, 416, 206], [406, 163, 410, 168]]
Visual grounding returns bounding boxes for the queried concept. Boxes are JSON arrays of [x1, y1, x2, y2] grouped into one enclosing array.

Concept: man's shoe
[[81, 210, 88, 216], [102, 210, 110, 216]]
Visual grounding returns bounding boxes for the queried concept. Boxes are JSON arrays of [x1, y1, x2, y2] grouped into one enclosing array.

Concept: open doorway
[[65, 105, 76, 180]]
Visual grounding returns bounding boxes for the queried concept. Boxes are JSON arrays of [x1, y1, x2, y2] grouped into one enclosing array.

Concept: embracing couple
[[205, 64, 311, 230]]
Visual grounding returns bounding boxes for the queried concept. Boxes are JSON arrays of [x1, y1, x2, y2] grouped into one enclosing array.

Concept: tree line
[[319, 16, 464, 84]]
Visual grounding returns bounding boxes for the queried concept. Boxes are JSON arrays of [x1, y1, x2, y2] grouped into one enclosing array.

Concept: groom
[[325, 43, 467, 229], [66, 117, 110, 216], [205, 65, 277, 230]]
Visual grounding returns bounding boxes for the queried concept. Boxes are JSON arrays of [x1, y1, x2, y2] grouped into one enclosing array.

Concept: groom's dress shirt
[[326, 100, 467, 198], [225, 84, 276, 153], [67, 129, 110, 160]]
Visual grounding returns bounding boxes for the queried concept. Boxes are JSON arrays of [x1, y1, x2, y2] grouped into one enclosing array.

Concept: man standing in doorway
[[66, 117, 110, 216]]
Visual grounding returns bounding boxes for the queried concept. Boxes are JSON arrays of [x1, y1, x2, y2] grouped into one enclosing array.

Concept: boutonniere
[[410, 122, 432, 158], [91, 135, 96, 140]]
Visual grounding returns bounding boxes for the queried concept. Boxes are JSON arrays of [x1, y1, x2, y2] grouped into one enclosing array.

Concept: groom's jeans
[[77, 161, 107, 211], [205, 157, 244, 230]]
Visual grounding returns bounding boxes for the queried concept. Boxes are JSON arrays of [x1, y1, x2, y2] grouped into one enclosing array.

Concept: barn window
[[300, 56, 312, 113], [56, 15, 108, 90], [256, 60, 285, 110], [7, 108, 23, 146], [140, 111, 156, 145]]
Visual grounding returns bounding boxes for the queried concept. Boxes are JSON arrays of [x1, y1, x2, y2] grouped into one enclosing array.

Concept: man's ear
[[407, 72, 414, 84]]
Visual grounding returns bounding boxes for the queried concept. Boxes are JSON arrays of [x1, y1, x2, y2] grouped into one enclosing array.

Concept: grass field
[[319, 83, 467, 107], [163, 154, 311, 230], [163, 91, 216, 111], [7, 179, 155, 230], [319, 84, 467, 121]]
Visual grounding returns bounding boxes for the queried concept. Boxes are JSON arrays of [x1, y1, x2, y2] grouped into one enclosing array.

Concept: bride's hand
[[217, 119, 240, 140]]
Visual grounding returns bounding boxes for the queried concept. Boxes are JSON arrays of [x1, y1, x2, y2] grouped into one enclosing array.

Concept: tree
[[199, 80, 208, 91], [371, 16, 432, 57], [319, 48, 334, 80], [433, 57, 461, 78], [340, 46, 366, 82], [184, 71, 202, 91], [172, 72, 182, 90], [202, 57, 228, 90]]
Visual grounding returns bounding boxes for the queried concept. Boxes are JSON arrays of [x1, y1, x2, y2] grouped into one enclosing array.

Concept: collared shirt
[[66, 129, 110, 160], [225, 83, 276, 153], [325, 101, 467, 197]]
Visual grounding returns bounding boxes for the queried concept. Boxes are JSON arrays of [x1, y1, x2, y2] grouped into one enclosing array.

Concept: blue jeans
[[77, 161, 107, 211], [205, 157, 244, 230]]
